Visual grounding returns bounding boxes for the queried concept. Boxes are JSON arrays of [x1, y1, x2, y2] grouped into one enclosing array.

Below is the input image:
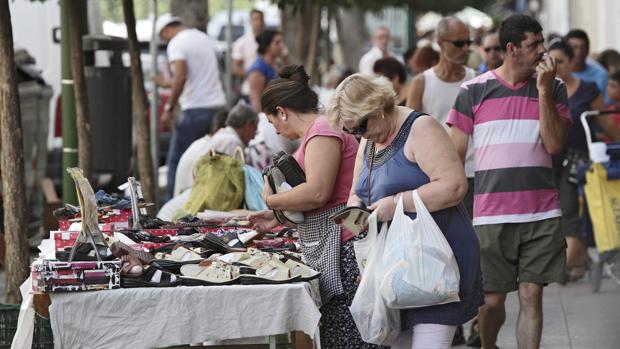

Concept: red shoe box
[[57, 209, 133, 231], [51, 230, 114, 251], [31, 259, 121, 292]]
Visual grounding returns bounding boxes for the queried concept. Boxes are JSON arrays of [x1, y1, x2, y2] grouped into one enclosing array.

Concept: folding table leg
[[269, 335, 276, 349]]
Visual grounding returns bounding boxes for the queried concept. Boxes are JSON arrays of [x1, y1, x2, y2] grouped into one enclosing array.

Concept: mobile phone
[[329, 206, 372, 236]]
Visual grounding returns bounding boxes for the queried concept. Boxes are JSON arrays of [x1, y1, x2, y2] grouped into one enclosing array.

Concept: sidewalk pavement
[[456, 278, 620, 349]]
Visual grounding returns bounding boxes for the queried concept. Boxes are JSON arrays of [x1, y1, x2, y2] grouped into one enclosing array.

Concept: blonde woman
[[327, 73, 483, 349]]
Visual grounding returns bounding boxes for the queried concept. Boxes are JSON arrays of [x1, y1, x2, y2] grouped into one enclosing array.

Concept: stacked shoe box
[[31, 259, 121, 292], [58, 208, 133, 231]]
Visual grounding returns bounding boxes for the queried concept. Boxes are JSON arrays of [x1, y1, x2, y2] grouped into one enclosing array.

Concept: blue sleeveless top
[[246, 56, 278, 82], [355, 111, 483, 327]]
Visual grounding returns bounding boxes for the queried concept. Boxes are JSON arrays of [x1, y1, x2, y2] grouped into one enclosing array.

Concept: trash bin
[[13, 48, 53, 238], [82, 35, 132, 190]]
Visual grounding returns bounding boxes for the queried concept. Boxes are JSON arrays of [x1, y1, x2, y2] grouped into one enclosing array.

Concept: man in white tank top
[[406, 17, 476, 213], [406, 17, 477, 345]]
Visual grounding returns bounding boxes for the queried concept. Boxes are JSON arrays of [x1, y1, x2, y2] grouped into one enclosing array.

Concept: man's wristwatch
[[164, 103, 173, 112]]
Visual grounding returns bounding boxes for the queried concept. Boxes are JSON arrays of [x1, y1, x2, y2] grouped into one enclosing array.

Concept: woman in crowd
[[327, 73, 482, 348], [597, 49, 620, 74], [548, 40, 620, 281], [247, 29, 285, 112], [408, 44, 439, 77], [248, 65, 376, 348], [373, 57, 409, 106]]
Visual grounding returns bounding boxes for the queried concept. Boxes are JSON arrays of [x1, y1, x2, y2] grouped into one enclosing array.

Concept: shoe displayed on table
[[110, 241, 154, 264], [180, 261, 242, 286], [155, 246, 203, 262], [284, 259, 320, 282], [139, 215, 169, 229], [53, 204, 80, 219], [120, 230, 171, 244], [222, 248, 274, 269], [203, 233, 245, 254], [60, 243, 116, 262], [238, 258, 302, 285], [95, 189, 131, 209], [121, 265, 180, 288]]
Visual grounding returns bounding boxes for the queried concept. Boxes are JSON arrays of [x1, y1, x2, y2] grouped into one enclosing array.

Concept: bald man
[[407, 17, 476, 214], [358, 26, 403, 75]]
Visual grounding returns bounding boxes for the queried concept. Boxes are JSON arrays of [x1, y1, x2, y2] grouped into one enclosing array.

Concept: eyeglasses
[[484, 46, 502, 52], [343, 116, 369, 135], [448, 39, 473, 48]]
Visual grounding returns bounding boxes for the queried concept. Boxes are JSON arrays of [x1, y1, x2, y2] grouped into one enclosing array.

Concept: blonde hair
[[326, 73, 396, 130]]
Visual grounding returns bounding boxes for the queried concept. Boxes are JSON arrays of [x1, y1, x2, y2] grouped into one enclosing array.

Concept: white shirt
[[246, 113, 299, 171], [358, 46, 402, 75], [232, 32, 258, 96], [422, 66, 477, 177], [167, 29, 226, 109], [173, 127, 243, 196]]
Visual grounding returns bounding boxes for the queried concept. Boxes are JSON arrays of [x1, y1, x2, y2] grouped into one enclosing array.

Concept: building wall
[[540, 0, 620, 53]]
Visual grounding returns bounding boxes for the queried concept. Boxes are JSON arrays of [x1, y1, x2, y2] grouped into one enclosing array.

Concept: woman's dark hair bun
[[278, 64, 310, 85], [261, 64, 318, 115]]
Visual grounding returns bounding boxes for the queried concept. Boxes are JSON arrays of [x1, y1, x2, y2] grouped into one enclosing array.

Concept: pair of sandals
[[110, 240, 186, 288], [180, 248, 320, 286], [121, 244, 209, 288]]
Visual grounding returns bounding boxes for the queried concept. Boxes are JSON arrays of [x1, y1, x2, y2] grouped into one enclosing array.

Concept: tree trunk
[[283, 2, 321, 68], [305, 4, 322, 86], [122, 0, 156, 215], [171, 0, 208, 32], [336, 8, 368, 72], [68, 2, 92, 182], [0, 0, 30, 304]]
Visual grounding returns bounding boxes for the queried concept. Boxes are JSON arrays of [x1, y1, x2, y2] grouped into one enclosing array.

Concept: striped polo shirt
[[447, 70, 571, 226]]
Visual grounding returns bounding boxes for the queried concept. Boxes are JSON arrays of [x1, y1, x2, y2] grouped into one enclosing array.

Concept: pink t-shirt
[[293, 116, 359, 241]]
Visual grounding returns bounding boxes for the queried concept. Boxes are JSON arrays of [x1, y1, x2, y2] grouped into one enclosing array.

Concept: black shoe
[[465, 322, 481, 347], [452, 325, 466, 346]]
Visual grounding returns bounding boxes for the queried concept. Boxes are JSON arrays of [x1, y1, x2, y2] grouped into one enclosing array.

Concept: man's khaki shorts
[[475, 217, 566, 293]]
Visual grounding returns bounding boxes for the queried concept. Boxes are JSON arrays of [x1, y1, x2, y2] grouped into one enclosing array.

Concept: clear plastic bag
[[349, 212, 401, 346], [380, 190, 460, 309]]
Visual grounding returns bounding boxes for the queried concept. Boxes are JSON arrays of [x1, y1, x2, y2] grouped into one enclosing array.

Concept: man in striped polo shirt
[[448, 15, 571, 349]]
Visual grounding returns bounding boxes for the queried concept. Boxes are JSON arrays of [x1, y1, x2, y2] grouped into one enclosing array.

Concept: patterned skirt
[[319, 239, 382, 349]]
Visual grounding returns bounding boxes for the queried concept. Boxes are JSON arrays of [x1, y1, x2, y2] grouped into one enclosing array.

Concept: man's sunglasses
[[484, 46, 502, 53], [448, 39, 473, 48], [343, 116, 369, 135]]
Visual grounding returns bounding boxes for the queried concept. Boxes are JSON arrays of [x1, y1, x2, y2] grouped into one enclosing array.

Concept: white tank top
[[422, 67, 477, 177]]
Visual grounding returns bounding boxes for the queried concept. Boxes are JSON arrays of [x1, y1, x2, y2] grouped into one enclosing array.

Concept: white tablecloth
[[48, 281, 322, 349]]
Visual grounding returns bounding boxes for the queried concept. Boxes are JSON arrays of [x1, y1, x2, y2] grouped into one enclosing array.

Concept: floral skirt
[[319, 239, 382, 349]]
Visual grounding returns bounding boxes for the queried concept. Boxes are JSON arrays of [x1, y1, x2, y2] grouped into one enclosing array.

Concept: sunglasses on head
[[448, 39, 473, 48], [343, 116, 370, 135], [484, 46, 502, 52]]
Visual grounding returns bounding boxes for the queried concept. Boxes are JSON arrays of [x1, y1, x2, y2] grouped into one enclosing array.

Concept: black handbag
[[263, 151, 306, 224]]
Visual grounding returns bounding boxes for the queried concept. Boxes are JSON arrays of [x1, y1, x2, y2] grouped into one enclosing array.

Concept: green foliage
[[99, 0, 172, 22], [274, 0, 494, 14]]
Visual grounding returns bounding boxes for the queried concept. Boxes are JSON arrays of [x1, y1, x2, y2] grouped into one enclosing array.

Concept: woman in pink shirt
[[248, 65, 374, 348]]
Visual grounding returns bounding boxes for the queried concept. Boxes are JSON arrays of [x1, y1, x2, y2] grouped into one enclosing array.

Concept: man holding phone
[[448, 15, 570, 349]]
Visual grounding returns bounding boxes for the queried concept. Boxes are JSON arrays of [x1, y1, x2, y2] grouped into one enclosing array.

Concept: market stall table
[[47, 281, 321, 349]]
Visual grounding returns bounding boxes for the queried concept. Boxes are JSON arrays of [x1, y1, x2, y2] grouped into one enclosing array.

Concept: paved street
[[456, 279, 620, 349]]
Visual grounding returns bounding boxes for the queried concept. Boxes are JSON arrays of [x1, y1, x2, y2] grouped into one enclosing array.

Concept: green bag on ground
[[183, 151, 245, 214]]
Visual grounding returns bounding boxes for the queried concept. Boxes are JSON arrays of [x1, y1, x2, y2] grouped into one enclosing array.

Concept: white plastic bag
[[353, 210, 380, 274], [349, 211, 401, 346], [380, 190, 460, 309]]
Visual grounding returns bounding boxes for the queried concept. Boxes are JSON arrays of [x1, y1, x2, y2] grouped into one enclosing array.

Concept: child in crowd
[[606, 71, 620, 136]]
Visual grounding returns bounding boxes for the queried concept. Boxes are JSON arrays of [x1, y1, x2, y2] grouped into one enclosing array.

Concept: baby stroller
[[579, 110, 620, 292]]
